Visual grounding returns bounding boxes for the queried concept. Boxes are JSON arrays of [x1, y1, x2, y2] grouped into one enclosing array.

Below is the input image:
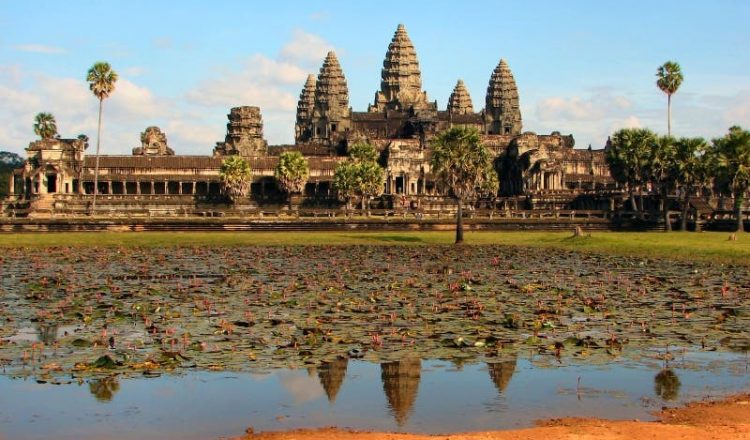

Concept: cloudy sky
[[2, 1, 749, 156]]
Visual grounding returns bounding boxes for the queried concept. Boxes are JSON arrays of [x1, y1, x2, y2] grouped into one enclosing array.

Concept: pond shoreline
[[237, 392, 750, 440]]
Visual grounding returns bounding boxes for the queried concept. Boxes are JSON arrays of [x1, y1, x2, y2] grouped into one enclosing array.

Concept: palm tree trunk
[[662, 184, 671, 232], [736, 193, 745, 233], [91, 98, 103, 215], [667, 94, 672, 137], [629, 188, 638, 212], [680, 190, 689, 231], [455, 197, 464, 244]]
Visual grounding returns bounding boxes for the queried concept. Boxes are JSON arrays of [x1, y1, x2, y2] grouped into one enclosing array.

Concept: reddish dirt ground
[[234, 394, 750, 440]]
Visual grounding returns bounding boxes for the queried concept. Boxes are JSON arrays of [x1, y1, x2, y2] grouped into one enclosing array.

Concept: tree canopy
[[275, 151, 309, 195], [220, 155, 252, 202], [33, 112, 58, 140]]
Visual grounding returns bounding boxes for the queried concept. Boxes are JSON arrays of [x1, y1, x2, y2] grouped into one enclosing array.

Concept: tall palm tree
[[430, 126, 497, 244], [33, 112, 58, 140], [220, 155, 252, 204], [656, 61, 684, 137], [86, 62, 118, 214], [713, 126, 750, 232], [275, 151, 309, 209]]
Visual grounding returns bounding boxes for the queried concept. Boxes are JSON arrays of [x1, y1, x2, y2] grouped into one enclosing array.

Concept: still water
[[1, 351, 748, 440]]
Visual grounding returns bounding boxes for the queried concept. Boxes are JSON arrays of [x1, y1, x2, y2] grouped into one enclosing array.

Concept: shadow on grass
[[346, 234, 424, 243]]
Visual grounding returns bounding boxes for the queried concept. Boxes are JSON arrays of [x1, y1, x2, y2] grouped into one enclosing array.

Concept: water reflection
[[318, 356, 349, 403], [38, 323, 58, 345], [89, 375, 120, 402], [487, 357, 517, 395], [654, 369, 681, 401], [381, 358, 421, 425]]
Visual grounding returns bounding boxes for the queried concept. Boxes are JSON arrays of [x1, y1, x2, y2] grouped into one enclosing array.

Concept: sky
[[1, 0, 749, 156]]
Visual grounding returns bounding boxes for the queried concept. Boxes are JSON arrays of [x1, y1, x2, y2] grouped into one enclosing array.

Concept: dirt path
[[235, 394, 750, 440]]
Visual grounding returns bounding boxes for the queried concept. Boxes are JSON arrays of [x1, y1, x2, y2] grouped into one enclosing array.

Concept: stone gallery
[[7, 24, 613, 215]]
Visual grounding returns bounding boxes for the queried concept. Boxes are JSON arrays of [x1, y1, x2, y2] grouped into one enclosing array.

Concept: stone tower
[[311, 51, 351, 143], [485, 59, 522, 135], [295, 74, 316, 143], [370, 24, 432, 113], [447, 79, 474, 115], [213, 106, 268, 156]]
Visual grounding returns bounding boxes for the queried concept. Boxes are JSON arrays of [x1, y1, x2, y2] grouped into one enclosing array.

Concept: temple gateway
[[6, 24, 614, 217]]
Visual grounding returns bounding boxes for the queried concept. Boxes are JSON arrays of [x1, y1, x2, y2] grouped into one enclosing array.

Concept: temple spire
[[447, 79, 474, 115], [485, 58, 522, 135], [312, 51, 351, 143], [295, 74, 316, 142], [370, 24, 431, 112]]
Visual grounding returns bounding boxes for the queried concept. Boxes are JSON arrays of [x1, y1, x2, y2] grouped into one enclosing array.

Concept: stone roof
[[83, 155, 222, 169]]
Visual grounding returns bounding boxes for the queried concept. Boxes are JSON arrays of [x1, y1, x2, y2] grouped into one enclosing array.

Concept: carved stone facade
[[213, 106, 268, 156], [132, 126, 174, 156], [447, 80, 474, 115]]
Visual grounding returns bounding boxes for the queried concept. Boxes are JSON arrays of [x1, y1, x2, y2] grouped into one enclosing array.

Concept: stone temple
[[6, 24, 613, 216]]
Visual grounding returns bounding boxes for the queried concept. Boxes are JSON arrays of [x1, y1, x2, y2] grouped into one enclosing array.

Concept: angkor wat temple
[[6, 24, 614, 217]]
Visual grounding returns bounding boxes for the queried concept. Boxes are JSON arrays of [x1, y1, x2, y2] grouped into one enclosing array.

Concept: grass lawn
[[0, 230, 748, 265]]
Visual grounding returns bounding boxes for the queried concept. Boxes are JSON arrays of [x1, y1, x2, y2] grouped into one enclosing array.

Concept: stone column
[[179, 182, 183, 195], [191, 182, 196, 195], [107, 181, 112, 195], [150, 181, 155, 195], [9, 174, 14, 195], [137, 181, 141, 195]]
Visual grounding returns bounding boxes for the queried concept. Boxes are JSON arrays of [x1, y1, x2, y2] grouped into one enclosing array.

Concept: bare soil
[[235, 394, 750, 440]]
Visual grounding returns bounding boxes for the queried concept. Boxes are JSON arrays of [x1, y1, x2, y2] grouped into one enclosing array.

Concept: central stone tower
[[369, 24, 433, 113], [484, 59, 522, 135]]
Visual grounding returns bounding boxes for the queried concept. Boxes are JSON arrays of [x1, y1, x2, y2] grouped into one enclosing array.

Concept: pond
[[1, 244, 749, 438], [2, 352, 749, 440]]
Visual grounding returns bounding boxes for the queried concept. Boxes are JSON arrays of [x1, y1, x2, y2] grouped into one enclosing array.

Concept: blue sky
[[2, 0, 749, 155]]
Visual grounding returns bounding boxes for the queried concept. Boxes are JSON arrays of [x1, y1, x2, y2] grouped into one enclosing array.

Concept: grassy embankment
[[0, 230, 748, 265]]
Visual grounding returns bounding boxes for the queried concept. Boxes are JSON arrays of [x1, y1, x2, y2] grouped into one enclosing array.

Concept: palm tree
[[220, 155, 252, 204], [672, 137, 708, 231], [713, 126, 750, 232], [275, 151, 309, 209], [356, 160, 385, 213], [86, 61, 118, 214], [33, 112, 58, 140], [430, 126, 497, 244], [649, 135, 676, 231], [656, 61, 684, 137], [606, 128, 657, 216]]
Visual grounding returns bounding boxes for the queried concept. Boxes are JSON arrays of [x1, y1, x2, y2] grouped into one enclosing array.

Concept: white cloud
[[280, 29, 334, 66], [13, 44, 66, 54], [536, 91, 633, 122]]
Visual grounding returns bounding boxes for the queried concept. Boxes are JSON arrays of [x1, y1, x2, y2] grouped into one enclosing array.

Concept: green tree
[[275, 151, 309, 209], [649, 135, 676, 231], [33, 112, 58, 140], [430, 127, 497, 244], [0, 151, 24, 198], [333, 160, 359, 211], [656, 61, 684, 137], [713, 126, 750, 232], [672, 137, 709, 231], [348, 142, 379, 163], [356, 160, 385, 212], [86, 61, 118, 214], [220, 155, 252, 203], [606, 128, 657, 216]]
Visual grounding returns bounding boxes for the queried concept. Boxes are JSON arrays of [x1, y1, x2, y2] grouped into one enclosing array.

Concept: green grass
[[0, 230, 748, 264]]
